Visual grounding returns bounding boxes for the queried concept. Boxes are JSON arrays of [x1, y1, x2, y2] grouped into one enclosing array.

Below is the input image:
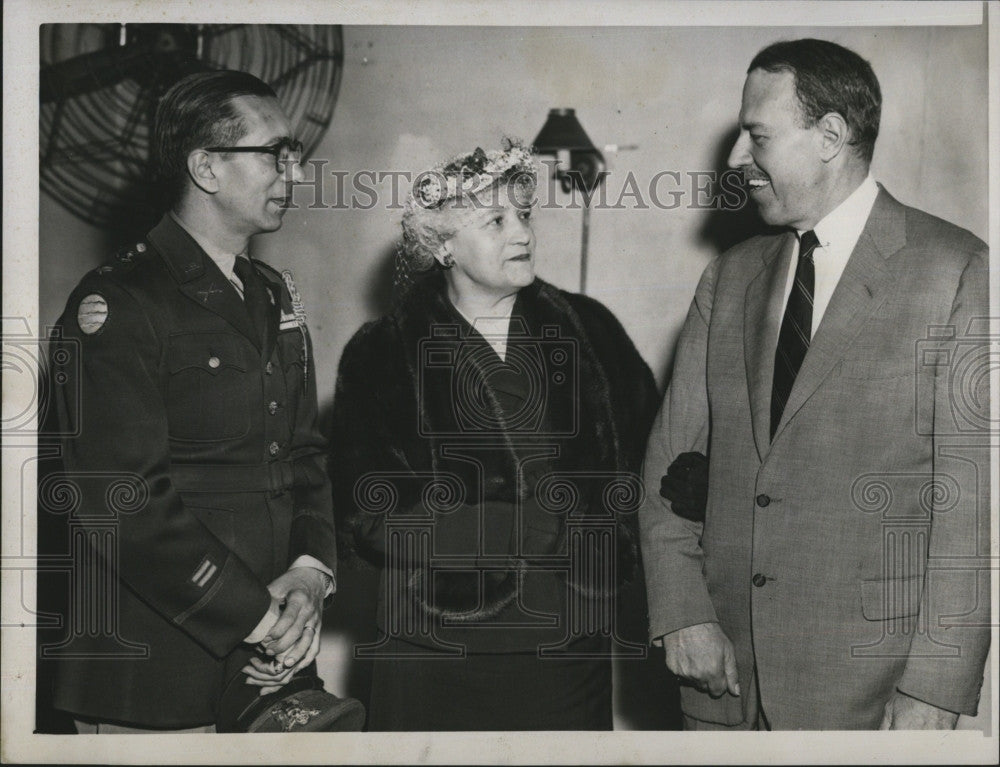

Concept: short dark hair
[[749, 38, 881, 164], [153, 69, 277, 203]]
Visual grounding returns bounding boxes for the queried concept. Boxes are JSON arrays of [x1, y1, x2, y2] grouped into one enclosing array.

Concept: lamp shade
[[532, 108, 598, 153]]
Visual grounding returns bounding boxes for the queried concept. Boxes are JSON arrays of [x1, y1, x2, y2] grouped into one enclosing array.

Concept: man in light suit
[[639, 38, 990, 729]]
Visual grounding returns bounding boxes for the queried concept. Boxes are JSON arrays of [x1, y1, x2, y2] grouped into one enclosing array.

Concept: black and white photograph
[[2, 0, 997, 763]]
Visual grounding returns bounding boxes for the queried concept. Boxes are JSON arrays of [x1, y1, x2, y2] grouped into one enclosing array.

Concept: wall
[[37, 23, 990, 729]]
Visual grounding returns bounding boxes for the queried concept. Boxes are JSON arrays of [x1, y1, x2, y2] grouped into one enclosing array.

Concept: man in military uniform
[[46, 70, 350, 732]]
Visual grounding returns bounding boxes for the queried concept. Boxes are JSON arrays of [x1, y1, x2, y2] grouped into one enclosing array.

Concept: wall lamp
[[533, 108, 607, 293]]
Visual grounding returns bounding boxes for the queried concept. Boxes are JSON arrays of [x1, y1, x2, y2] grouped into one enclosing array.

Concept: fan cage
[[39, 23, 343, 228]]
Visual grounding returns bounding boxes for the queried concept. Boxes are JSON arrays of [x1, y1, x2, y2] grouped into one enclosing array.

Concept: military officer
[[46, 70, 344, 732]]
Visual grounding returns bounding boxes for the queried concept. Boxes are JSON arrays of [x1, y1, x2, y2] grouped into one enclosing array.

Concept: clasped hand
[[242, 568, 328, 695]]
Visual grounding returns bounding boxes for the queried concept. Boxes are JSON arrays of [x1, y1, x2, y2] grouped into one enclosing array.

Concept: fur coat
[[331, 272, 658, 652]]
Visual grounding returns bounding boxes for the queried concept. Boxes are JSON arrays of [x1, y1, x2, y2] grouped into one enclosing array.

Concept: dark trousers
[[368, 637, 613, 731]]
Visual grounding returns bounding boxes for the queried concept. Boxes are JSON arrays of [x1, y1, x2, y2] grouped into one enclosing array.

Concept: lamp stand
[[580, 199, 591, 294]]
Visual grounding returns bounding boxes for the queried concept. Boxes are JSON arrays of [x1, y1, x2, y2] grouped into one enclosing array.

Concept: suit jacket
[[639, 187, 990, 729], [42, 214, 336, 727]]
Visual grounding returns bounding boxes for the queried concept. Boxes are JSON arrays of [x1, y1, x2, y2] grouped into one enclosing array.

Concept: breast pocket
[[839, 357, 916, 380], [166, 332, 255, 442]]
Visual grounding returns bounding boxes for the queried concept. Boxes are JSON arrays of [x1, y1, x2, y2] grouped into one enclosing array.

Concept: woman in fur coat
[[331, 140, 659, 730]]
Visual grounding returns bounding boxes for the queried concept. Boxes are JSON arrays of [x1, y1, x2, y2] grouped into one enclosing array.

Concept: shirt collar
[[801, 174, 879, 250]]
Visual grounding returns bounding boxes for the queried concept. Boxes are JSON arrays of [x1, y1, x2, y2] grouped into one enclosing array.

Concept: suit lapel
[[771, 188, 906, 441], [744, 232, 795, 461], [147, 215, 259, 349]]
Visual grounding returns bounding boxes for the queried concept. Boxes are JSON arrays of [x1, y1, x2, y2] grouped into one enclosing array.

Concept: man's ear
[[187, 149, 220, 194], [816, 112, 850, 162]]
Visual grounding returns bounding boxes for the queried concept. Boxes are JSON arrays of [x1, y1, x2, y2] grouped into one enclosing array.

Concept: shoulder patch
[[77, 293, 108, 335]]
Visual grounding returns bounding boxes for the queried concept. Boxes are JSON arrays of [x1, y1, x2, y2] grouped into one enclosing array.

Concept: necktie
[[232, 256, 268, 347], [770, 230, 818, 439]]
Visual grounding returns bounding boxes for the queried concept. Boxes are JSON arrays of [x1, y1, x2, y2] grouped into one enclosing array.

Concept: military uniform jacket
[[47, 214, 337, 727]]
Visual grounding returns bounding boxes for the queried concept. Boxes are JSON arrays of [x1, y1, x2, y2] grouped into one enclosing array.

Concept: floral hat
[[410, 137, 537, 209]]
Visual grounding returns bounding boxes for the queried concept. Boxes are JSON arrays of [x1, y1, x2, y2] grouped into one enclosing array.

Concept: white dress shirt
[[780, 175, 880, 337], [455, 303, 515, 362]]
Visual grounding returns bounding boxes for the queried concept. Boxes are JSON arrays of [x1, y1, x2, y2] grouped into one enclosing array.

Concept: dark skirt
[[367, 637, 613, 731]]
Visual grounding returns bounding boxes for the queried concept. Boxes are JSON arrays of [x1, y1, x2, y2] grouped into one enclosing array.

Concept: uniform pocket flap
[[860, 575, 924, 620], [168, 332, 249, 375]]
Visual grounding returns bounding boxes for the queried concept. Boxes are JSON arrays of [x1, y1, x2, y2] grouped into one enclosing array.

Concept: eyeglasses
[[205, 138, 304, 173]]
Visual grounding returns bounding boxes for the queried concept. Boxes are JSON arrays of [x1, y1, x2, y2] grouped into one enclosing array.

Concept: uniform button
[[268, 441, 280, 456], [135, 242, 146, 253], [268, 401, 279, 415], [208, 356, 221, 369], [756, 494, 770, 508], [265, 361, 274, 375], [752, 573, 767, 587]]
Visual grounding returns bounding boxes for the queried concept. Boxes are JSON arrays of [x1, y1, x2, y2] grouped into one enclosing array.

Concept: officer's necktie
[[770, 229, 819, 440], [233, 256, 268, 347]]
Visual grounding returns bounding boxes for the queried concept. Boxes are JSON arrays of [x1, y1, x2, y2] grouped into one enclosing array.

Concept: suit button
[[208, 356, 220, 369], [756, 494, 770, 507], [265, 361, 274, 375], [268, 401, 279, 415], [752, 573, 767, 587], [268, 441, 280, 456]]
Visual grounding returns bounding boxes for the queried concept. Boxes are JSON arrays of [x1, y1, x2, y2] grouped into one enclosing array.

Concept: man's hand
[[879, 691, 959, 730], [660, 451, 709, 523], [662, 621, 740, 698], [242, 652, 298, 696], [242, 624, 321, 696], [259, 568, 327, 670]]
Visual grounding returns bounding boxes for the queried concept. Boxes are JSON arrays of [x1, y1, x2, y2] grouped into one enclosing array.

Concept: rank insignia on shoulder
[[77, 293, 108, 335], [115, 241, 147, 268]]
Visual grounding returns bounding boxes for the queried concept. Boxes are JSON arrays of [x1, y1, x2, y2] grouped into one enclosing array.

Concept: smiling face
[[727, 68, 830, 230], [213, 95, 304, 238], [440, 188, 536, 303]]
